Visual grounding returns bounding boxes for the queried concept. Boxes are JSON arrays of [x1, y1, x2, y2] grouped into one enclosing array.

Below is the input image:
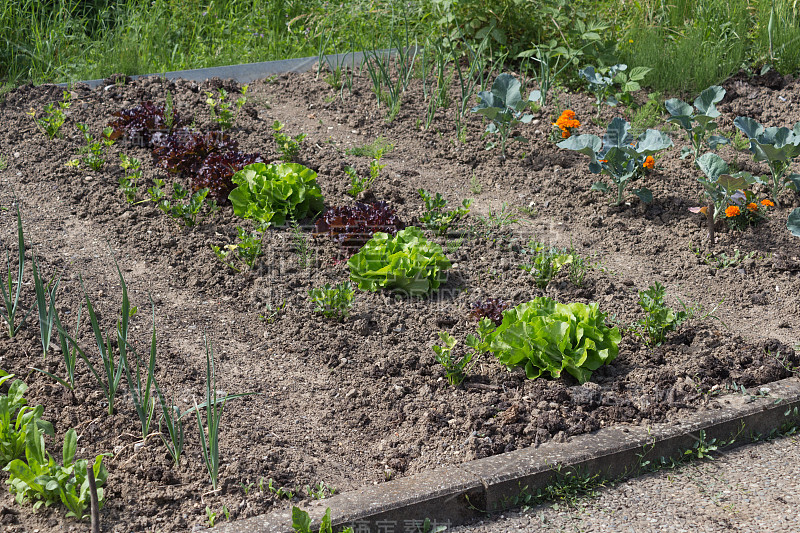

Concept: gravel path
[[449, 434, 800, 533]]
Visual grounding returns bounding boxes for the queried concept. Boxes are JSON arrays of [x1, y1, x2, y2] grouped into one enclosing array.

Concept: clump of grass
[[620, 0, 750, 93], [0, 0, 422, 84], [345, 137, 394, 158]]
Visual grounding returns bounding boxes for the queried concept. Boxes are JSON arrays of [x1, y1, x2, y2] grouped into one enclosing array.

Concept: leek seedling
[[0, 204, 33, 338], [32, 306, 82, 394], [31, 255, 60, 359]]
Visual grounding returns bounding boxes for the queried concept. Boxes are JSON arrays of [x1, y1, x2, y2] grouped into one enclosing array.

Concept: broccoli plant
[[471, 73, 538, 159], [665, 85, 729, 160], [558, 118, 672, 205], [733, 116, 800, 204]]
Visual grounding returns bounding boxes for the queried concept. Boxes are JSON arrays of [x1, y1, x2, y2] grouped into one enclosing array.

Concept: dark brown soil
[[0, 67, 798, 533]]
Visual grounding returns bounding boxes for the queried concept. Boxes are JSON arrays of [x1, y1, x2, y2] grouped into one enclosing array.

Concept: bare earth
[[0, 67, 798, 531]]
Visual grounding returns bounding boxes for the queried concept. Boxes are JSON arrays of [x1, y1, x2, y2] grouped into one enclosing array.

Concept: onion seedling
[[32, 305, 82, 394]]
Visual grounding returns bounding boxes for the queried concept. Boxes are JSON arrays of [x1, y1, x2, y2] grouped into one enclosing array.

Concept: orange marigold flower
[[643, 156, 655, 169], [560, 109, 576, 120], [747, 202, 758, 212], [761, 199, 774, 207], [599, 159, 608, 163], [561, 129, 570, 139], [725, 205, 741, 218]]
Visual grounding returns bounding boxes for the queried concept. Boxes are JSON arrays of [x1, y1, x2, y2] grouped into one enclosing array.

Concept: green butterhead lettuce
[[347, 227, 451, 297], [473, 297, 620, 384], [228, 162, 324, 227]]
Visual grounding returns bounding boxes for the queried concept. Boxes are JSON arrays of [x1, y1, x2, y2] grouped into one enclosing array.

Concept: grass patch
[[345, 136, 395, 158], [619, 0, 750, 94], [2, 0, 799, 96], [0, 0, 430, 84]]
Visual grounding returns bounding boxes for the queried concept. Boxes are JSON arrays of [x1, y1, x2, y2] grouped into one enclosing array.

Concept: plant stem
[[87, 464, 100, 533], [706, 203, 715, 247]]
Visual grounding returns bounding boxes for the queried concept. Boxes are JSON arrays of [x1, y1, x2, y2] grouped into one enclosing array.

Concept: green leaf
[[24, 418, 47, 468], [693, 85, 724, 117], [475, 106, 499, 121], [788, 208, 800, 237], [707, 135, 729, 150], [319, 508, 333, 533], [696, 153, 729, 182], [787, 173, 800, 190], [292, 506, 312, 533], [734, 116, 763, 140], [694, 115, 716, 129], [633, 188, 653, 203], [717, 174, 750, 194], [750, 139, 798, 164], [591, 182, 609, 193], [4, 459, 40, 492], [62, 429, 77, 466], [664, 98, 692, 118], [557, 134, 602, 157], [603, 118, 631, 148], [628, 66, 652, 81], [623, 81, 640, 93], [6, 379, 27, 408], [635, 129, 673, 153]]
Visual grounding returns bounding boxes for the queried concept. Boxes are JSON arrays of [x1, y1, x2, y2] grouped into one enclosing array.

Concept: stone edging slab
[[214, 377, 800, 533]]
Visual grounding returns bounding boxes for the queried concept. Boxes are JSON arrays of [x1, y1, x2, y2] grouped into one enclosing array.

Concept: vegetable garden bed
[[0, 66, 798, 532]]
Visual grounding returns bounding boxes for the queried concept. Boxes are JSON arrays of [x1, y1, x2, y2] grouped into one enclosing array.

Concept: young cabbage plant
[[471, 73, 538, 159], [692, 152, 758, 244], [665, 85, 729, 160], [580, 64, 651, 115], [558, 118, 673, 205], [733, 116, 800, 203], [788, 208, 800, 237]]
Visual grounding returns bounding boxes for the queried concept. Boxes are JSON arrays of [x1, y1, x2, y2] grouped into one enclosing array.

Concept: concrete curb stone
[[214, 377, 800, 533]]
